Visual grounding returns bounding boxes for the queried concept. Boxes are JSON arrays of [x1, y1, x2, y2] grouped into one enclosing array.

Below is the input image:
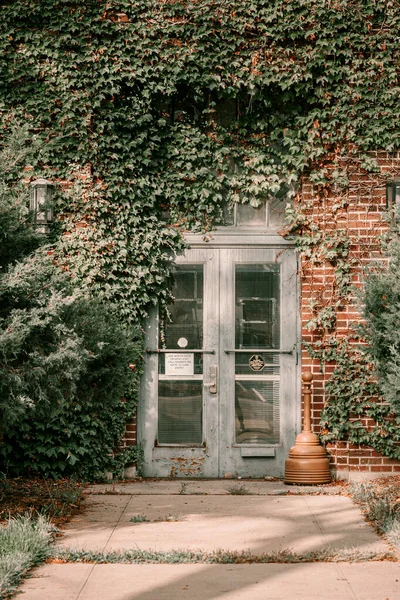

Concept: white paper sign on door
[[165, 353, 194, 376]]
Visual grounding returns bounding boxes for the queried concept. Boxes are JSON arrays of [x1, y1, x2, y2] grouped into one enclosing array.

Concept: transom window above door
[[161, 196, 290, 231], [221, 197, 287, 229]]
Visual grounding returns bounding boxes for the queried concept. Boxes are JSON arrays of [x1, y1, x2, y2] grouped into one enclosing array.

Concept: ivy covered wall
[[1, 1, 400, 472]]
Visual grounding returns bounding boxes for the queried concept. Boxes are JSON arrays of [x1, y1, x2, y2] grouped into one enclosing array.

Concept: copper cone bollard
[[284, 372, 331, 484]]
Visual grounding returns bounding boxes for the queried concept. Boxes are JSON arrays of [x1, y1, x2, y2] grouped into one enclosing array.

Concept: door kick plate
[[240, 448, 276, 457]]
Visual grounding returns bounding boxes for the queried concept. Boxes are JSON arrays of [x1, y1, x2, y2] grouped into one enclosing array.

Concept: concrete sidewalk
[[18, 480, 400, 600]]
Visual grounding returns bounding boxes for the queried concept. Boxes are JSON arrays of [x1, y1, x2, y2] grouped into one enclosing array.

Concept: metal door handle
[[203, 365, 218, 394]]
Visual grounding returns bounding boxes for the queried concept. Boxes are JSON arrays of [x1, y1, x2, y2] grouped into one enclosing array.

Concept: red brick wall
[[122, 414, 137, 447], [301, 152, 400, 478], [326, 442, 400, 477]]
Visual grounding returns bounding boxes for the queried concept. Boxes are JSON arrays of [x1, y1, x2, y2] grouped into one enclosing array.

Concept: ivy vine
[[1, 1, 400, 458]]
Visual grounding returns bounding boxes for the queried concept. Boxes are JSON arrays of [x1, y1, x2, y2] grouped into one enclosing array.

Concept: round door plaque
[[249, 354, 265, 372]]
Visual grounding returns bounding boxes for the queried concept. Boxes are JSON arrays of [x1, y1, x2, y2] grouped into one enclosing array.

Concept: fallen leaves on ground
[[0, 477, 87, 528]]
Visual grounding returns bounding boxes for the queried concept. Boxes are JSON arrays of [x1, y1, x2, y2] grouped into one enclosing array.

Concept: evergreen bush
[[0, 249, 142, 479]]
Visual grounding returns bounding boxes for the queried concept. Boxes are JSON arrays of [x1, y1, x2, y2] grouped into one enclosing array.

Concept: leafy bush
[[0, 249, 142, 479], [0, 123, 142, 480], [319, 338, 400, 458], [361, 222, 400, 415], [319, 220, 400, 458], [320, 219, 400, 457]]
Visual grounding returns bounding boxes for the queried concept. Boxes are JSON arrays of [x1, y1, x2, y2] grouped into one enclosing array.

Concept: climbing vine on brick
[[1, 1, 400, 456]]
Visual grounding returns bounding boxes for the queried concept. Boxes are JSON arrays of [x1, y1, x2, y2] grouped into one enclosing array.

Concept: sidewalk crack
[[75, 494, 132, 599], [101, 494, 132, 553]]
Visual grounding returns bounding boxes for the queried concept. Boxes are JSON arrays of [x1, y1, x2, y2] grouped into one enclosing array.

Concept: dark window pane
[[162, 266, 203, 350], [158, 381, 203, 444], [235, 264, 280, 349], [235, 381, 280, 444]]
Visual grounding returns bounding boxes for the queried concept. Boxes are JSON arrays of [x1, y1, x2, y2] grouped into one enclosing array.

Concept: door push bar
[[146, 349, 215, 354], [224, 349, 294, 354]]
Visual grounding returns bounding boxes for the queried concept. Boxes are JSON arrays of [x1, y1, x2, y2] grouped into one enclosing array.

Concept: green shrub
[[319, 339, 400, 458], [0, 129, 143, 478], [319, 221, 400, 457], [0, 250, 142, 479], [361, 222, 400, 416]]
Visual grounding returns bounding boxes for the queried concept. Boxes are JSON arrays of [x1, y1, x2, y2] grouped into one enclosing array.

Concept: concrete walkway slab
[[15, 480, 399, 600], [20, 563, 400, 600], [20, 564, 93, 600], [58, 494, 388, 554], [59, 495, 132, 550]]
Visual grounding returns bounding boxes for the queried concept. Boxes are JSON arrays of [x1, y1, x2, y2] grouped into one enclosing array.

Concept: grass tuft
[[53, 546, 395, 565], [226, 484, 251, 495], [0, 514, 54, 598], [179, 482, 188, 495], [154, 513, 184, 522], [350, 478, 400, 552]]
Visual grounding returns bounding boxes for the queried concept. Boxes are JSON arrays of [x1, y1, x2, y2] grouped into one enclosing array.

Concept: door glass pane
[[235, 264, 281, 445], [163, 266, 203, 349], [158, 381, 203, 444], [159, 265, 203, 375], [235, 380, 280, 444], [158, 265, 204, 444], [235, 264, 280, 349]]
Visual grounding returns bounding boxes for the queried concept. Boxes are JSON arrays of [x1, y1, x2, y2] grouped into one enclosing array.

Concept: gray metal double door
[[139, 244, 299, 478]]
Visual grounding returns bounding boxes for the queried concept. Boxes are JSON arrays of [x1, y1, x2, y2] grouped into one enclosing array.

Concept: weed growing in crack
[[179, 482, 188, 495], [227, 484, 251, 495], [129, 515, 149, 523], [154, 513, 184, 522]]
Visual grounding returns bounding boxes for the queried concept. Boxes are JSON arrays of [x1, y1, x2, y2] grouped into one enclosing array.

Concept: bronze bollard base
[[284, 431, 331, 485]]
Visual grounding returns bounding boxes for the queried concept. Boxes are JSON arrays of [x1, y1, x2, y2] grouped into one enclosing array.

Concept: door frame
[[138, 232, 301, 478]]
